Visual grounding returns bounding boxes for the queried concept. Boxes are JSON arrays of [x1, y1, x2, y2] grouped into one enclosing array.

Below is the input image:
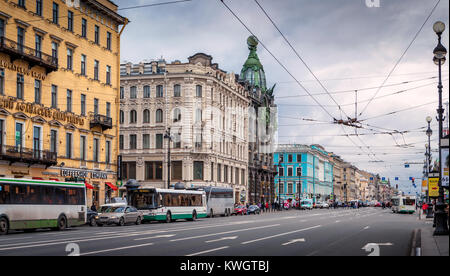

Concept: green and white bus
[[128, 187, 207, 223], [0, 178, 87, 235], [392, 195, 416, 214]]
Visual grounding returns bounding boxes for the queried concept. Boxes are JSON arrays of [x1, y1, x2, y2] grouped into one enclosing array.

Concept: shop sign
[[61, 169, 108, 179]]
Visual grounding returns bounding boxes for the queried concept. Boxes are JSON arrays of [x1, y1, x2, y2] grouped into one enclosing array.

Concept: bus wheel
[[165, 212, 172, 223], [0, 217, 9, 235], [55, 215, 67, 231]]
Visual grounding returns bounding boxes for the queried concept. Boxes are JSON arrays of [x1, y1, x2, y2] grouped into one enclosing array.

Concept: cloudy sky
[[115, 0, 449, 194]]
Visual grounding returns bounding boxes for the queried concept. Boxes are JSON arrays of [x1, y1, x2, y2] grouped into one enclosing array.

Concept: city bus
[[128, 187, 207, 223], [0, 178, 87, 235], [201, 186, 234, 217], [392, 195, 416, 214]]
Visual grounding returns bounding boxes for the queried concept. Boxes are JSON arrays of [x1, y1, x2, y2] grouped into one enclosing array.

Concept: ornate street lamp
[[425, 118, 434, 218], [164, 128, 172, 189], [432, 21, 449, 235]]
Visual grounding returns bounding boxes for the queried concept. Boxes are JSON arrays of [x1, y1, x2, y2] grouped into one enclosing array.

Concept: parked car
[[87, 209, 98, 226], [98, 202, 127, 214], [247, 205, 260, 215], [96, 206, 143, 226], [374, 202, 382, 207], [315, 201, 329, 209], [300, 199, 313, 210], [233, 205, 247, 215]]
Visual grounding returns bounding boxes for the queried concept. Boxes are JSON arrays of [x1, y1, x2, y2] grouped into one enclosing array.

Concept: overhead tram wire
[[358, 0, 442, 117], [219, 0, 337, 121]]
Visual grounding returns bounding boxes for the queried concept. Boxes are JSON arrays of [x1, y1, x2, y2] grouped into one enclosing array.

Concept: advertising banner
[[441, 148, 449, 187], [428, 177, 440, 198]]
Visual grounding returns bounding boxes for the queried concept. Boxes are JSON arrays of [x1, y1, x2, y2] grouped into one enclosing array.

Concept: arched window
[[173, 108, 181, 123], [196, 85, 202, 97], [130, 110, 137, 124], [143, 85, 151, 98], [156, 109, 163, 123], [174, 84, 181, 97], [143, 109, 150, 123], [119, 110, 124, 124]]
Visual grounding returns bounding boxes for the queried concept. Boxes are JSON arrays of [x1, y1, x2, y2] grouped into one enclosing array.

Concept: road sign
[[428, 177, 440, 198]]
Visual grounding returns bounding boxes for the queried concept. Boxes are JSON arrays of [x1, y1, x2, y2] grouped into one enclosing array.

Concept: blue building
[[274, 144, 334, 203]]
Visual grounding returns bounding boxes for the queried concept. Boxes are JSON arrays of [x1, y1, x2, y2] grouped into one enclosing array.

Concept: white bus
[[202, 186, 234, 217], [0, 178, 87, 235], [392, 195, 416, 214], [128, 187, 207, 223]]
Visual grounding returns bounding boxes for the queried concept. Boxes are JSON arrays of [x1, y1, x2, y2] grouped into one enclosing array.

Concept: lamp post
[[432, 21, 449, 236], [164, 128, 172, 189], [425, 117, 434, 218]]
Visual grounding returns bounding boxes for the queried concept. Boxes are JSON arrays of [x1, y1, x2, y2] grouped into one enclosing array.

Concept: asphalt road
[[0, 207, 422, 256]]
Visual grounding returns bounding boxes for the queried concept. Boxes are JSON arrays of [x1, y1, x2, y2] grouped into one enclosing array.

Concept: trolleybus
[[392, 195, 416, 214]]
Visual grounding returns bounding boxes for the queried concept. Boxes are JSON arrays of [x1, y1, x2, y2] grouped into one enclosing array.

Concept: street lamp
[[164, 128, 172, 189], [432, 21, 449, 236], [425, 118, 434, 218]]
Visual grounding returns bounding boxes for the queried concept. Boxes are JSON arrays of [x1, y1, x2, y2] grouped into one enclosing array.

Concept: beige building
[[119, 53, 250, 203], [330, 154, 345, 202]]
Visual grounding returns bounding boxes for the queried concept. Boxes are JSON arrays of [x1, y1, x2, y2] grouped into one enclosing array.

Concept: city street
[[0, 208, 422, 256]]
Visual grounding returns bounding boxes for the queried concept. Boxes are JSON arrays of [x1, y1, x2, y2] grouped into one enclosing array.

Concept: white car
[[315, 201, 329, 209]]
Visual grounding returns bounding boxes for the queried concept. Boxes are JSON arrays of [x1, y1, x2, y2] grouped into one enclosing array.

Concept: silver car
[[96, 206, 143, 226]]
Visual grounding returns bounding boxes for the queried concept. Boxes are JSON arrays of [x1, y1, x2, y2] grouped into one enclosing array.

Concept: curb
[[410, 228, 422, 256]]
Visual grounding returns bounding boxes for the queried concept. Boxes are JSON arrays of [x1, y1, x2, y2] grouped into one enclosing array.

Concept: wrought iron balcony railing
[[0, 145, 57, 168], [90, 114, 113, 131], [0, 36, 58, 73]]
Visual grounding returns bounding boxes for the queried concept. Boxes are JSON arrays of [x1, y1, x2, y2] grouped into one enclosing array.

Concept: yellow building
[[0, 0, 127, 207]]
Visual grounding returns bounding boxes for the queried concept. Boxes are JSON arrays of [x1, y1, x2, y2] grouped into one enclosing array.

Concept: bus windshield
[[404, 198, 415, 206], [131, 192, 157, 210]]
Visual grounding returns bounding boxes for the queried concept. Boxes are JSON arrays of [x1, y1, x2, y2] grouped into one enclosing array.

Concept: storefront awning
[[106, 182, 118, 191], [85, 182, 94, 190]]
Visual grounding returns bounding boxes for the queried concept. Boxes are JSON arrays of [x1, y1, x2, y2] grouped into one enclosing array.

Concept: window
[[33, 126, 41, 157], [196, 85, 202, 97], [35, 34, 42, 58], [0, 19, 4, 38], [195, 109, 202, 123], [81, 18, 87, 38], [17, 27, 24, 52], [120, 87, 124, 99], [143, 134, 150, 149], [66, 89, 72, 112], [173, 108, 181, 123], [129, 134, 137, 150], [173, 133, 181, 149], [67, 48, 73, 70], [94, 60, 99, 80], [156, 134, 163, 149], [66, 133, 72, 158], [174, 84, 181, 97], [16, 74, 24, 99], [81, 54, 86, 75], [217, 164, 222, 182], [93, 138, 99, 162], [224, 165, 228, 183], [288, 154, 293, 163], [287, 183, 293, 194], [18, 0, 26, 8], [143, 109, 150, 123], [105, 141, 111, 164], [67, 10, 73, 31], [156, 85, 163, 97], [15, 122, 23, 148], [106, 65, 111, 84], [145, 161, 163, 180], [287, 167, 293, 176], [50, 130, 57, 154], [106, 32, 112, 50], [279, 155, 284, 163], [194, 161, 204, 180], [106, 102, 111, 118], [94, 98, 98, 115], [35, 0, 42, 15], [297, 167, 302, 177], [297, 154, 302, 163], [156, 109, 163, 123], [80, 135, 86, 161], [279, 183, 284, 195], [34, 79, 41, 104], [52, 2, 59, 25], [119, 110, 124, 124], [130, 86, 137, 99], [0, 69, 4, 95], [279, 167, 284, 177], [51, 85, 57, 108], [119, 135, 124, 150], [51, 41, 58, 62], [129, 110, 137, 124], [122, 162, 136, 180], [172, 161, 182, 180], [143, 85, 150, 98], [80, 94, 86, 116], [94, 25, 99, 44]]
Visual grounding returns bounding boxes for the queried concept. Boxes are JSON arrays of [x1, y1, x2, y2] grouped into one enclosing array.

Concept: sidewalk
[[417, 210, 449, 256]]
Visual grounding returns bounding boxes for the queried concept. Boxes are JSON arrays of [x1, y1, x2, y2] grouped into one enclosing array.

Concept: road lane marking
[[186, 246, 230, 256], [241, 225, 321, 245], [80, 243, 154, 256], [282, 238, 305, 246], [363, 226, 370, 230], [205, 236, 238, 243], [170, 224, 281, 242], [133, 234, 176, 241]]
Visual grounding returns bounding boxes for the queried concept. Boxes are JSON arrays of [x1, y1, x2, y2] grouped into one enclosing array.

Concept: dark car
[[247, 205, 260, 215], [233, 205, 247, 215], [87, 209, 98, 226]]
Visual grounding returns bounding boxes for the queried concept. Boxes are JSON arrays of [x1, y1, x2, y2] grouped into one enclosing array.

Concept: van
[[300, 199, 313, 210]]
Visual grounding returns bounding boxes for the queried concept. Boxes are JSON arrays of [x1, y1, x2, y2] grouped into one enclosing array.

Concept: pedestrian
[[266, 202, 269, 213], [90, 202, 97, 212], [261, 203, 265, 213]]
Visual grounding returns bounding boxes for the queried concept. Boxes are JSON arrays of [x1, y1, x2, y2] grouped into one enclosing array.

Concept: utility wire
[[359, 0, 442, 117]]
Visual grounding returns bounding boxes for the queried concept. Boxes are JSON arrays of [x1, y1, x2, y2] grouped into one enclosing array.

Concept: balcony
[[0, 36, 58, 73], [90, 114, 113, 131], [0, 145, 57, 168]]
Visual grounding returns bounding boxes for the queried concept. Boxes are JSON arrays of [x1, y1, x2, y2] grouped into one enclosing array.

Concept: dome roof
[[240, 36, 267, 91]]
